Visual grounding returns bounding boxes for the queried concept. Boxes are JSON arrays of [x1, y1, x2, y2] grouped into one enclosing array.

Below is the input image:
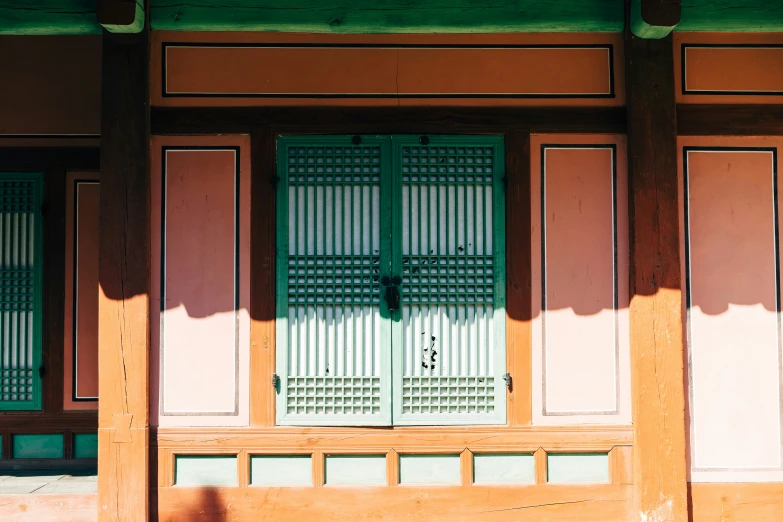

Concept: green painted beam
[[631, 0, 680, 39], [0, 1, 100, 35], [101, 0, 145, 34], [678, 0, 783, 32], [150, 0, 625, 33]]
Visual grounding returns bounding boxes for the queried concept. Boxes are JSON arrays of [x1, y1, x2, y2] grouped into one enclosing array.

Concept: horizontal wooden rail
[[677, 104, 783, 136]]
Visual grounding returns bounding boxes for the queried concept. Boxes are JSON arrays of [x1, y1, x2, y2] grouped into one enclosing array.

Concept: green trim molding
[[631, 0, 681, 39]]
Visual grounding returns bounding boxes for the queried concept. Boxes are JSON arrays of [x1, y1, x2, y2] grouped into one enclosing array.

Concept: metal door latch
[[381, 276, 402, 312]]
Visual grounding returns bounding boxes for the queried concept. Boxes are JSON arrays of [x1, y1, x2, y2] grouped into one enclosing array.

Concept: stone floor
[[0, 470, 97, 495]]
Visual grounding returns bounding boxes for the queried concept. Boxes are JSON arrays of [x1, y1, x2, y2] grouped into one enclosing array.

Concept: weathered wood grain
[[625, 23, 689, 522], [155, 484, 633, 521], [689, 483, 783, 521], [98, 28, 150, 522]]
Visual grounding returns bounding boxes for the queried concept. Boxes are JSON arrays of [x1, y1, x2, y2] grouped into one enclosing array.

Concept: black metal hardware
[[419, 135, 430, 145], [503, 372, 512, 390], [272, 373, 280, 390], [38, 365, 46, 379], [381, 276, 402, 312], [352, 135, 362, 145]]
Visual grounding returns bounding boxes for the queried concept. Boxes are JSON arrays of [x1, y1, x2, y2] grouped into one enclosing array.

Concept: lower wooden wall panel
[[0, 494, 96, 522], [689, 483, 783, 522], [155, 484, 632, 522]]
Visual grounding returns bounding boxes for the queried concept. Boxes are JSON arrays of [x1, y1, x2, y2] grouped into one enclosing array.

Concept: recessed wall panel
[[150, 136, 251, 427], [399, 454, 461, 485], [683, 143, 783, 482], [324, 455, 386, 486], [531, 135, 631, 425]]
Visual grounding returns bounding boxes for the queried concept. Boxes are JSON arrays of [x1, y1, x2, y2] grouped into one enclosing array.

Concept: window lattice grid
[[287, 255, 380, 306], [286, 145, 382, 184], [0, 181, 36, 213], [0, 369, 34, 403], [286, 376, 381, 415], [402, 255, 493, 305], [401, 376, 495, 415], [400, 145, 495, 183], [0, 270, 34, 311]]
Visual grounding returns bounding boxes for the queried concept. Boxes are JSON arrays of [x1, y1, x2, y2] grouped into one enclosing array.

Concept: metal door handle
[[381, 276, 402, 312]]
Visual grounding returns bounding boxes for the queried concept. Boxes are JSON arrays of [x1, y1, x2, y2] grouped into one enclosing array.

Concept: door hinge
[[502, 372, 512, 390], [38, 365, 46, 379], [272, 373, 280, 390], [501, 176, 508, 192], [271, 175, 280, 189]]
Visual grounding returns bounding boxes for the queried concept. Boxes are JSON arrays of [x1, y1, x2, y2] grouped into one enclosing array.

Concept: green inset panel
[[547, 453, 609, 484], [73, 433, 98, 459], [0, 173, 44, 411], [12, 434, 64, 459], [324, 455, 386, 485], [399, 454, 460, 485], [175, 455, 238, 486], [251, 455, 312, 487], [473, 453, 535, 485]]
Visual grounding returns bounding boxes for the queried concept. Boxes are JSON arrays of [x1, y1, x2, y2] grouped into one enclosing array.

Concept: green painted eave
[[149, 0, 625, 33], [677, 0, 783, 32], [0, 1, 101, 35], [630, 0, 677, 39]]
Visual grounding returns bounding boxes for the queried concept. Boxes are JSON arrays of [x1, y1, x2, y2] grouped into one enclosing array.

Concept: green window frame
[[275, 136, 505, 426], [0, 172, 44, 411]]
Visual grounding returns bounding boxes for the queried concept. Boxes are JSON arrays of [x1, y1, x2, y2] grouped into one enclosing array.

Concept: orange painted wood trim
[[154, 426, 632, 453], [625, 30, 689, 521], [609, 446, 632, 485], [312, 450, 324, 488], [689, 483, 783, 521], [460, 449, 474, 486], [250, 126, 276, 426], [155, 484, 633, 521], [151, 31, 624, 108], [387, 449, 400, 486], [534, 447, 547, 485], [505, 129, 533, 426], [674, 33, 783, 105]]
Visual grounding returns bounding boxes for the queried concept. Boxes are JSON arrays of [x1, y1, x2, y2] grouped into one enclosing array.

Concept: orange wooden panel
[[155, 484, 632, 521], [690, 483, 783, 521], [152, 32, 623, 107], [675, 33, 783, 104], [64, 172, 100, 410]]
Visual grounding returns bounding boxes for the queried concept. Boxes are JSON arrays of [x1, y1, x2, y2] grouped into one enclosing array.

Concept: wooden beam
[[150, 107, 627, 135], [98, 28, 150, 522], [624, 24, 689, 522], [149, 0, 624, 33], [678, 0, 783, 32], [630, 0, 681, 39], [98, 0, 145, 34], [677, 104, 783, 136]]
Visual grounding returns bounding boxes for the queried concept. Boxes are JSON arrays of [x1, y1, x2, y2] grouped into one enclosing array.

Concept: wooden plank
[[43, 167, 66, 413], [624, 26, 688, 522], [677, 104, 783, 136], [156, 484, 632, 521], [0, 3, 101, 35], [0, 412, 97, 430], [98, 28, 150, 522], [0, 494, 96, 522], [630, 0, 680, 39], [151, 107, 627, 135], [149, 0, 624, 33], [534, 448, 548, 485], [689, 483, 783, 521], [249, 126, 276, 426], [505, 129, 532, 426], [153, 426, 633, 453], [609, 446, 633, 485], [0, 148, 99, 170]]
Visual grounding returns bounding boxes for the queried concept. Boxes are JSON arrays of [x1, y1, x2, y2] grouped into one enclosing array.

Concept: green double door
[[276, 135, 505, 426]]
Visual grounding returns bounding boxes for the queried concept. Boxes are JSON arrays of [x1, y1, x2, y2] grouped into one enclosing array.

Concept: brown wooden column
[[625, 24, 689, 522], [97, 27, 150, 522]]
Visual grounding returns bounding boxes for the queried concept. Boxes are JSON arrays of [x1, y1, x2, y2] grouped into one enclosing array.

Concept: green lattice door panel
[[0, 173, 43, 411], [275, 135, 506, 426], [391, 136, 506, 425], [276, 136, 393, 425]]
